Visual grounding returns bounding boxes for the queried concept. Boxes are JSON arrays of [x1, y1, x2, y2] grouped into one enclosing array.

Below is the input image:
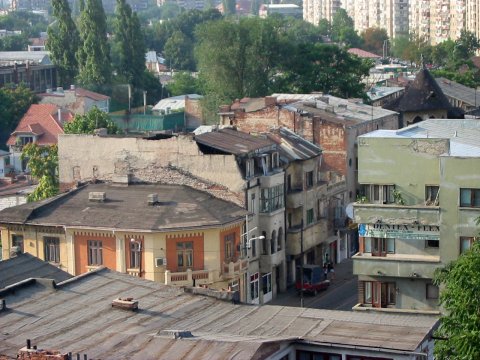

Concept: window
[[369, 238, 394, 256], [87, 240, 103, 266], [250, 273, 259, 302], [460, 236, 476, 254], [260, 185, 284, 213], [363, 281, 396, 307], [426, 283, 439, 300], [44, 237, 60, 263], [297, 350, 341, 360], [425, 240, 439, 248], [362, 184, 395, 204], [177, 241, 193, 270], [262, 273, 272, 295], [271, 152, 279, 168], [250, 237, 257, 257], [425, 185, 439, 205], [305, 171, 314, 188], [130, 241, 141, 269], [460, 188, 480, 207], [11, 234, 24, 253], [19, 136, 34, 146], [250, 193, 256, 214], [246, 159, 254, 178], [224, 233, 235, 262], [306, 208, 314, 225]]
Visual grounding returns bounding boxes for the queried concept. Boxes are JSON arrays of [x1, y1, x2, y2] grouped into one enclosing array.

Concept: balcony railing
[[223, 258, 248, 279], [127, 268, 141, 277], [164, 269, 213, 286]]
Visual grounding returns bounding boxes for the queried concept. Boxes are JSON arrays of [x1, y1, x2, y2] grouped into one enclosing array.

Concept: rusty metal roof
[[0, 269, 439, 359], [195, 128, 275, 156], [0, 183, 247, 231]]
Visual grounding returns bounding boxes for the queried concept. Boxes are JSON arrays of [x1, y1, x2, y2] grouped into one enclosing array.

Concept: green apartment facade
[[353, 119, 480, 313]]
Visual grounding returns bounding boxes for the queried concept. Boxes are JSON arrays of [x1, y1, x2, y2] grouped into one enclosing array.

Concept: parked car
[[295, 265, 330, 295]]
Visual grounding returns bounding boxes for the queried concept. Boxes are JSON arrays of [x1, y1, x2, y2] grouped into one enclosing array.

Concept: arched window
[[271, 230, 277, 254], [277, 227, 283, 251]]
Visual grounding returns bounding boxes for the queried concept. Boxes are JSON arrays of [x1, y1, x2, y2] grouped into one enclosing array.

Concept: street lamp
[[246, 235, 265, 249]]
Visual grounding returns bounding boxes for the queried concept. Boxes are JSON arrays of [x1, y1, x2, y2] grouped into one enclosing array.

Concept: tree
[[277, 44, 372, 99], [21, 144, 59, 202], [331, 9, 361, 47], [47, 0, 80, 87], [0, 85, 37, 148], [361, 27, 389, 55], [318, 19, 331, 37], [164, 30, 195, 71], [166, 71, 200, 96], [76, 0, 111, 88], [112, 0, 146, 88], [63, 107, 120, 134], [0, 34, 29, 51], [434, 231, 480, 360]]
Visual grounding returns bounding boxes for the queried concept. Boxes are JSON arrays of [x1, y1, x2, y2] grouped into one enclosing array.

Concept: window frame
[[224, 233, 235, 262], [11, 234, 24, 253], [425, 185, 439, 205], [362, 184, 395, 204], [306, 208, 314, 225], [44, 236, 60, 263], [460, 188, 480, 208], [460, 236, 476, 254], [305, 171, 314, 189], [176, 241, 194, 271], [130, 241, 141, 269], [87, 240, 103, 266], [426, 283, 439, 300]]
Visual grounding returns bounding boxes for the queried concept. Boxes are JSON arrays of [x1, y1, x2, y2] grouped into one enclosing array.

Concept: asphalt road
[[268, 259, 358, 311]]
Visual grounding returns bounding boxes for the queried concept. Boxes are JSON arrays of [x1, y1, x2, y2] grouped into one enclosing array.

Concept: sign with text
[[358, 223, 440, 241]]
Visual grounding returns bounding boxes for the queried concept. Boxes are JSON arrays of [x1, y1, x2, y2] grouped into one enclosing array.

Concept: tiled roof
[[6, 104, 73, 146], [348, 48, 382, 59]]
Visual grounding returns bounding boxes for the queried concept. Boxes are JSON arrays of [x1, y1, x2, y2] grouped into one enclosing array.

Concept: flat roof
[[0, 183, 247, 231], [0, 268, 439, 359], [360, 119, 480, 157]]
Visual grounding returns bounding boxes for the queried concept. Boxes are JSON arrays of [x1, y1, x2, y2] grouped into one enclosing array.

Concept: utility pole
[[300, 218, 304, 308]]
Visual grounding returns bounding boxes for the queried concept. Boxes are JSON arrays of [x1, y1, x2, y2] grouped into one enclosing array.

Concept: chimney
[[112, 297, 138, 311], [58, 109, 62, 124], [88, 192, 106, 202], [148, 193, 158, 205]]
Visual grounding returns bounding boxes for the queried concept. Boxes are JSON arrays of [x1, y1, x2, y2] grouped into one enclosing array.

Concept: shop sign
[[358, 223, 439, 240]]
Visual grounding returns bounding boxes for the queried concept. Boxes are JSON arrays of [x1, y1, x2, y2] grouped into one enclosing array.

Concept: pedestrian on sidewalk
[[323, 263, 328, 280], [328, 262, 335, 280]]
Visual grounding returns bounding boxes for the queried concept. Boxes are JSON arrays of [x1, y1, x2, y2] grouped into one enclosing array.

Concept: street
[[268, 258, 358, 311]]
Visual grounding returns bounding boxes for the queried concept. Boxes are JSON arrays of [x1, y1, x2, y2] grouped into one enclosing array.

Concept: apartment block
[[353, 119, 480, 313], [303, 0, 341, 26]]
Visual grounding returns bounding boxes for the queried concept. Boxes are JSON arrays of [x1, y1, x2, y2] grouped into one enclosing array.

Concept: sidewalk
[[327, 258, 354, 287]]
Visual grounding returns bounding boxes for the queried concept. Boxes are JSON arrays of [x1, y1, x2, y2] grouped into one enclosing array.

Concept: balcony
[[353, 253, 441, 279], [164, 269, 214, 286], [260, 249, 285, 273], [353, 203, 440, 226], [286, 188, 303, 208], [222, 258, 248, 279]]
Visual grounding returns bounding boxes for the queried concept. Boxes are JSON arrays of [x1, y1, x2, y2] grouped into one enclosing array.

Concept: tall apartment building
[[303, 0, 341, 26], [353, 119, 480, 312], [466, 0, 480, 41], [409, 0, 431, 41]]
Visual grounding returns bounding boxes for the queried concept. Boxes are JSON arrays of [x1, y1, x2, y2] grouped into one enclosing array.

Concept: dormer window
[[18, 136, 34, 146]]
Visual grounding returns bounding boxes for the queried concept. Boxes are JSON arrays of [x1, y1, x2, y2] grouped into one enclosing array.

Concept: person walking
[[323, 263, 328, 280], [328, 262, 335, 280]]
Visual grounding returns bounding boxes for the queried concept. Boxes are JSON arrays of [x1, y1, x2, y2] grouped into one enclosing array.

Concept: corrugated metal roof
[[0, 269, 439, 359], [0, 253, 72, 289], [152, 94, 202, 112], [195, 129, 275, 155], [437, 77, 478, 106], [267, 127, 321, 161]]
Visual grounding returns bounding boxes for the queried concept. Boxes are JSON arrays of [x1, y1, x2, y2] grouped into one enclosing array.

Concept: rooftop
[[0, 253, 72, 289], [0, 183, 247, 231], [0, 268, 439, 359], [277, 95, 398, 124], [360, 119, 480, 157], [0, 51, 51, 65], [195, 128, 275, 156], [347, 48, 382, 59], [267, 127, 322, 162], [367, 86, 404, 101], [152, 94, 203, 112], [436, 77, 479, 107]]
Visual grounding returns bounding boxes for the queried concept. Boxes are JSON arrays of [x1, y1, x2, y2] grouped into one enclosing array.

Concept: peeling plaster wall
[[58, 135, 245, 199]]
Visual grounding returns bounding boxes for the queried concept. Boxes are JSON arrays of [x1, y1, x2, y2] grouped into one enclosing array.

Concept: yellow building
[[0, 183, 249, 300]]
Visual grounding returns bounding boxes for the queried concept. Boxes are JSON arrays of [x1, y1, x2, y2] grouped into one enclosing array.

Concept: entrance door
[[372, 282, 389, 308]]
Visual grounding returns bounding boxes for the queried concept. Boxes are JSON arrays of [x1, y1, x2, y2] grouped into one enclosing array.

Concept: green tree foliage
[[331, 8, 362, 47], [164, 30, 195, 70], [166, 71, 200, 96], [76, 0, 111, 88], [434, 233, 480, 360], [0, 85, 37, 148], [0, 34, 29, 51], [47, 0, 80, 87], [21, 144, 59, 202], [0, 11, 48, 37], [112, 0, 146, 88], [318, 19, 331, 37], [278, 44, 372, 98], [63, 107, 120, 134], [361, 27, 389, 55]]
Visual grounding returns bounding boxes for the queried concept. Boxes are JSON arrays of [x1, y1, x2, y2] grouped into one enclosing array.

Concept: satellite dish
[[345, 203, 354, 219]]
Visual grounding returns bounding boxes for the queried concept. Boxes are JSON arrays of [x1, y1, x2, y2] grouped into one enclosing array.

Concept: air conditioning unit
[[155, 257, 166, 267]]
